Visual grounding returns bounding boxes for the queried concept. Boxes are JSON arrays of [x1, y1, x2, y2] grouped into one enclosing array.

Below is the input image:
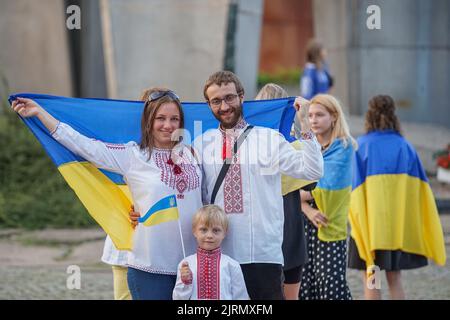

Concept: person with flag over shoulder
[[11, 88, 203, 300]]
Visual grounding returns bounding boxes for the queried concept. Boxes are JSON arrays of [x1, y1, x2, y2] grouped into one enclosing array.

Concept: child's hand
[[180, 261, 193, 285], [129, 204, 140, 229]]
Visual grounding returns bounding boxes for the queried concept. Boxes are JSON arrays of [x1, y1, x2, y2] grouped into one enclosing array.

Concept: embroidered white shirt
[[194, 122, 323, 265], [172, 248, 249, 300], [52, 122, 202, 274]]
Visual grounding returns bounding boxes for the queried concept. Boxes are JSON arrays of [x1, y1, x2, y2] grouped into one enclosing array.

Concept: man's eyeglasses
[[148, 90, 180, 103], [208, 94, 239, 107]]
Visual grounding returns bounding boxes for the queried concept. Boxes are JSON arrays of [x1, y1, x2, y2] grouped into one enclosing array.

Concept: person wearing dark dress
[[256, 83, 312, 300], [348, 95, 446, 300], [299, 94, 356, 300]]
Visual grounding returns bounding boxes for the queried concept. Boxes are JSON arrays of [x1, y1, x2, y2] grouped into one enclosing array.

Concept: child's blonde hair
[[192, 205, 228, 232]]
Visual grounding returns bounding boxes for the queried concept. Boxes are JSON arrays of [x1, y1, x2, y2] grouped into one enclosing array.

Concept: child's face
[[193, 222, 226, 251]]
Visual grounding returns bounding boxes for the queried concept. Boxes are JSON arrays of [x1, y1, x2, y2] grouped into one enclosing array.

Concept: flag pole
[[177, 219, 186, 259]]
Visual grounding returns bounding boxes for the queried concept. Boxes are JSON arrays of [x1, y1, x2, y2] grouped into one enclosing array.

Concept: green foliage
[[257, 68, 302, 87], [0, 81, 96, 229]]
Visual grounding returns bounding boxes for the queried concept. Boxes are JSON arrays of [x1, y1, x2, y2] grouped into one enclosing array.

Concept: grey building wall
[[313, 0, 450, 128], [0, 0, 264, 104], [102, 0, 230, 101], [233, 0, 264, 99], [99, 0, 263, 101], [312, 0, 351, 112], [0, 0, 74, 97], [80, 0, 107, 98]]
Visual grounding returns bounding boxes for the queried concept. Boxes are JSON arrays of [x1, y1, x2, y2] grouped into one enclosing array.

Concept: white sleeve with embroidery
[[51, 122, 132, 175], [172, 262, 194, 300], [230, 261, 249, 300], [273, 131, 323, 181]]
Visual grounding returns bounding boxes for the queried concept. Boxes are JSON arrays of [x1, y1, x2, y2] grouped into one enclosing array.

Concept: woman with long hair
[[11, 88, 203, 300], [348, 95, 446, 299], [299, 94, 356, 300]]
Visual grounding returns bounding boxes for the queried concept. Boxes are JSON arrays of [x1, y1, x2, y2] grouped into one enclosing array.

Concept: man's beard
[[214, 103, 243, 129]]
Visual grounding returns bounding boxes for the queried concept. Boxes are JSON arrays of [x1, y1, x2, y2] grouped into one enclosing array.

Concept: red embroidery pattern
[[90, 139, 126, 150], [105, 143, 126, 150], [224, 155, 243, 213], [197, 247, 221, 300], [154, 148, 200, 199], [220, 118, 247, 214]]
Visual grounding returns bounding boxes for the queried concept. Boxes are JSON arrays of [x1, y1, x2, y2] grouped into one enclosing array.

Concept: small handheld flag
[[139, 195, 179, 227]]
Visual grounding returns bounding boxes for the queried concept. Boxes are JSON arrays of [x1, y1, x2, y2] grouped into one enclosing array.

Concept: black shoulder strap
[[210, 125, 254, 204]]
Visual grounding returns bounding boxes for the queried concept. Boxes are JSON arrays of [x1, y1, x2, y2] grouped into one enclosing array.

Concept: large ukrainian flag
[[8, 93, 298, 250], [349, 130, 446, 267], [312, 139, 354, 241]]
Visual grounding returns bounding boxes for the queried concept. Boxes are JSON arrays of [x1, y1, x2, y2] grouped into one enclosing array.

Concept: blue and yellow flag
[[139, 195, 179, 227], [281, 139, 317, 195], [312, 138, 354, 241], [9, 93, 298, 250], [349, 130, 446, 267]]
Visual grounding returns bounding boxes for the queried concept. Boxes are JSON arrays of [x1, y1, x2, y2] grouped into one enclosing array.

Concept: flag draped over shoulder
[[349, 130, 446, 267], [281, 140, 316, 195], [312, 139, 354, 242], [8, 93, 297, 250]]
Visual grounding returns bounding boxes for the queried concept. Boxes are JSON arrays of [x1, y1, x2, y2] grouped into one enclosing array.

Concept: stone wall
[[103, 0, 229, 101], [0, 0, 73, 97], [313, 0, 450, 128]]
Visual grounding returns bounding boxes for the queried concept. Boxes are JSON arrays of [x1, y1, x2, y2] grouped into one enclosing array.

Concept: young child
[[172, 205, 249, 300]]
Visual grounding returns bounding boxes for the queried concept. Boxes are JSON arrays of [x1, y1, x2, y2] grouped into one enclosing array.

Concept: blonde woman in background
[[299, 94, 356, 300]]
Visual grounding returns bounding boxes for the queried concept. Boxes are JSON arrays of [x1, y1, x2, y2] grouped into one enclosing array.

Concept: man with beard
[[194, 71, 323, 299]]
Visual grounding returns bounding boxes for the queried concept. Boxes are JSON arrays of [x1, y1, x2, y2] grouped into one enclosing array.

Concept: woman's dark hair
[[365, 95, 401, 134], [305, 39, 324, 66], [139, 87, 184, 155]]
